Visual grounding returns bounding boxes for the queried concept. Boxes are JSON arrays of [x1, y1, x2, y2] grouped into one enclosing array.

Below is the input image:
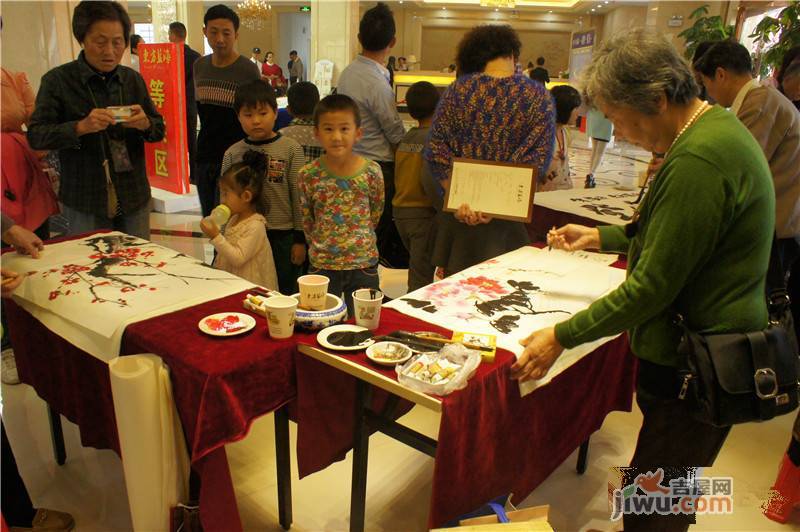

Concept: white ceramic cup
[[263, 295, 298, 339], [352, 288, 383, 330], [298, 274, 329, 311], [108, 105, 133, 123]]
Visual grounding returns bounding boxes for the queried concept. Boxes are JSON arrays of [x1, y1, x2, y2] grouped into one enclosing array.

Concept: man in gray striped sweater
[[222, 80, 307, 295]]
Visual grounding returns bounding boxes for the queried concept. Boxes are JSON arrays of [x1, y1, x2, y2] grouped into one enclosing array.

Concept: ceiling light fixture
[[480, 0, 516, 8], [236, 0, 271, 31]]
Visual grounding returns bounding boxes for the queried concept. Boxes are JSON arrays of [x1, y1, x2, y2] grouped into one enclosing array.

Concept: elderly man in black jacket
[[28, 1, 164, 240]]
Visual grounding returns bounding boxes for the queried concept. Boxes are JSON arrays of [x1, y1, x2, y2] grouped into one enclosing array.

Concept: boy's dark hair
[[130, 34, 143, 50], [290, 50, 298, 56], [222, 150, 266, 214], [314, 94, 361, 127], [287, 82, 320, 117], [536, 56, 545, 66], [456, 25, 521, 75], [358, 2, 395, 52], [168, 21, 187, 40], [691, 40, 717, 67], [72, 1, 131, 45], [550, 85, 581, 124], [204, 4, 239, 31], [406, 81, 440, 120], [694, 40, 752, 77], [234, 80, 278, 113]]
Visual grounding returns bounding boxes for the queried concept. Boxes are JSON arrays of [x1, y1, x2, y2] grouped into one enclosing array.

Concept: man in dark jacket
[[28, 1, 164, 240]]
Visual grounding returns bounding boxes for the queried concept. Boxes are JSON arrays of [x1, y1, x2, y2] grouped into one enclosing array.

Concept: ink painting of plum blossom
[[4, 232, 253, 339]]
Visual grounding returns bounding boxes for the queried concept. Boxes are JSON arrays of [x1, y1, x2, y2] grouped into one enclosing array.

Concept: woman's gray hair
[[582, 29, 698, 115]]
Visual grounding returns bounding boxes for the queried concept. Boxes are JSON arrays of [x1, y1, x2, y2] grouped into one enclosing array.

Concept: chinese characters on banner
[[571, 29, 595, 49], [139, 43, 190, 194]]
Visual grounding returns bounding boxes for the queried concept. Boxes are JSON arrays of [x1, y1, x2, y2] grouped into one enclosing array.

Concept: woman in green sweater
[[511, 30, 775, 531]]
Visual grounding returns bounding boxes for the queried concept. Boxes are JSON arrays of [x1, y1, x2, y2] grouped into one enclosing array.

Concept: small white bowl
[[366, 341, 413, 366], [291, 293, 347, 330]]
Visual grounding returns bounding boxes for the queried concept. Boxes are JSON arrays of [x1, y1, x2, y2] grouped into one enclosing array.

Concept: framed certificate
[[443, 158, 537, 222]]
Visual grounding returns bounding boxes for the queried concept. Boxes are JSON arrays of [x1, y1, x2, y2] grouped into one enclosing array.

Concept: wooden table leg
[[576, 437, 589, 474], [275, 404, 292, 530], [47, 404, 66, 465], [350, 380, 373, 532]]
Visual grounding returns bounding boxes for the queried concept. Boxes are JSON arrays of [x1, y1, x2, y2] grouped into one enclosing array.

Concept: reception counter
[[394, 70, 571, 103]]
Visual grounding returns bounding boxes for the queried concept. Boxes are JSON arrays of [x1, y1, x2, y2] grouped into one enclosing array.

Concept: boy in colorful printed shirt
[[221, 79, 306, 295], [298, 94, 384, 315]]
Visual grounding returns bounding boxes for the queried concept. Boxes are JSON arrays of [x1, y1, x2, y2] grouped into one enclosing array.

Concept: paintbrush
[[391, 330, 495, 352], [374, 335, 441, 352]]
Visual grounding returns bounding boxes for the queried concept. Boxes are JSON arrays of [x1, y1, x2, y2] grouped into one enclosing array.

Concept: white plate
[[198, 312, 257, 337], [366, 341, 413, 366], [317, 324, 375, 352]]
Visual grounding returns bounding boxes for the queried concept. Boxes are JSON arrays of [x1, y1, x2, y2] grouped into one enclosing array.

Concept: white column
[[151, 0, 177, 43], [309, 0, 360, 86]]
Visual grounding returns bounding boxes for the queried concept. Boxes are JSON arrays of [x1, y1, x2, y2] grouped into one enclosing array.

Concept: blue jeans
[[309, 265, 380, 317], [62, 202, 151, 240]]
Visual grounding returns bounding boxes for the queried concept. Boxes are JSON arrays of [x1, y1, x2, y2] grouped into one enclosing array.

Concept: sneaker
[[584, 174, 597, 189], [1, 348, 20, 385]]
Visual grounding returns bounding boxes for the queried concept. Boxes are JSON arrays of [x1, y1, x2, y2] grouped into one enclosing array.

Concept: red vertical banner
[[139, 43, 190, 194]]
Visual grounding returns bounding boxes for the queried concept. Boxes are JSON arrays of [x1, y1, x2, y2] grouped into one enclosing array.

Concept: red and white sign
[[139, 43, 190, 194]]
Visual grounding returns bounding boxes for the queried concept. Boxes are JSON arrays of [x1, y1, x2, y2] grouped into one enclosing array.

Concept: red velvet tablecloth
[[121, 290, 305, 532], [5, 287, 301, 532], [294, 307, 636, 528], [5, 300, 121, 453]]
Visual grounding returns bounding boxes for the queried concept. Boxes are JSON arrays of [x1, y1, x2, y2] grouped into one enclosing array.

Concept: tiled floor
[[2, 132, 797, 531]]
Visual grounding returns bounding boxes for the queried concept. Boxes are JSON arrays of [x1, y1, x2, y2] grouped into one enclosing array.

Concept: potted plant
[[748, 1, 800, 78], [678, 4, 734, 60]]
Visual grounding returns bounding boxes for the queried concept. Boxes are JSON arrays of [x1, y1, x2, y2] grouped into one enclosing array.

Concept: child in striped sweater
[[222, 80, 306, 295]]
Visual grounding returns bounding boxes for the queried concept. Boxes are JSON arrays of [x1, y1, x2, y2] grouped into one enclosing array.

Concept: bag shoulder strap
[[767, 233, 790, 314]]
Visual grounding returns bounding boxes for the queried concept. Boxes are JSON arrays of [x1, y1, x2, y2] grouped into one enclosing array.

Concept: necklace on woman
[[630, 100, 710, 224], [665, 101, 710, 157]]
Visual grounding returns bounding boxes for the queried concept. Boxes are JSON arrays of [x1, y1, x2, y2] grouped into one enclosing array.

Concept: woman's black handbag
[[676, 237, 800, 427]]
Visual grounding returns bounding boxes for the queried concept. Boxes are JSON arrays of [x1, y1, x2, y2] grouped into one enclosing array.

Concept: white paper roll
[[109, 354, 190, 532]]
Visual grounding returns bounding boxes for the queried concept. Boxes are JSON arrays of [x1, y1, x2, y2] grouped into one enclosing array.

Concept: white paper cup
[[352, 288, 383, 330], [298, 274, 329, 311], [263, 295, 298, 339]]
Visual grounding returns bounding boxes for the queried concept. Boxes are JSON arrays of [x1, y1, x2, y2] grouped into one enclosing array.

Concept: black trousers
[[375, 160, 409, 269], [187, 113, 197, 185], [623, 361, 731, 532], [1, 421, 36, 527], [196, 161, 222, 218]]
